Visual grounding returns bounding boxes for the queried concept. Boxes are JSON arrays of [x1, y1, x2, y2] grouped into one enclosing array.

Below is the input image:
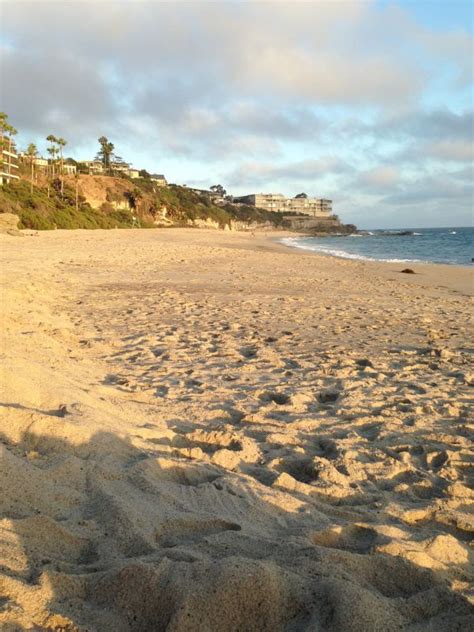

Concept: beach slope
[[1, 228, 473, 630]]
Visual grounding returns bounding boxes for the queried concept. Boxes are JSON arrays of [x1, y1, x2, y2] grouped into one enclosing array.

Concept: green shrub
[[0, 178, 284, 231]]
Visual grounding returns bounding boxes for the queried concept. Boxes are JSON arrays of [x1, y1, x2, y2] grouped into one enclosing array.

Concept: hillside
[[0, 176, 286, 231], [0, 174, 356, 233]]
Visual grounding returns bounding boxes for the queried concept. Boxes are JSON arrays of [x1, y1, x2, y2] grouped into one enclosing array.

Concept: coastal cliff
[[0, 176, 284, 231], [0, 175, 355, 234]]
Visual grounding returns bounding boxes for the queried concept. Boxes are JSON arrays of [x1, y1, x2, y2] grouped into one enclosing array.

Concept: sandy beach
[[0, 227, 473, 631]]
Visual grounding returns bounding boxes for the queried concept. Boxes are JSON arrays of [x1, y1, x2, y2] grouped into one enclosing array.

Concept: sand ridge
[[0, 228, 473, 630]]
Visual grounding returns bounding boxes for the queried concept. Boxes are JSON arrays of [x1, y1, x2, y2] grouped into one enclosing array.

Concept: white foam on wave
[[279, 237, 424, 264]]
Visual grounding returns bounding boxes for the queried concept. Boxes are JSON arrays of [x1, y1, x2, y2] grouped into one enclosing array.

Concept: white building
[[150, 173, 167, 187], [234, 193, 333, 217], [0, 139, 20, 184]]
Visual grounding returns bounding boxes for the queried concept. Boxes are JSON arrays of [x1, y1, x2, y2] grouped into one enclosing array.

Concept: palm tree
[[57, 137, 67, 194], [74, 171, 80, 212], [46, 136, 57, 198], [3, 123, 18, 175], [47, 146, 57, 177], [26, 143, 38, 193], [46, 135, 58, 178], [97, 136, 115, 172]]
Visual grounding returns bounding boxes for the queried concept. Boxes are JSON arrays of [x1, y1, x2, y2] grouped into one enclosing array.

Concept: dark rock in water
[[382, 230, 416, 236], [401, 268, 415, 274]]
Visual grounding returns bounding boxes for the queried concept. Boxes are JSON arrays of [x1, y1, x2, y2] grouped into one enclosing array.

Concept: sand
[[0, 227, 473, 631]]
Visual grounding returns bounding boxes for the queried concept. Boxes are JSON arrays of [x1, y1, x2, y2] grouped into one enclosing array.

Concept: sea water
[[281, 227, 473, 266]]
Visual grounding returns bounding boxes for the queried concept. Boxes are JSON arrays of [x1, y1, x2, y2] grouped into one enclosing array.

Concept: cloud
[[381, 174, 473, 206], [0, 0, 472, 228], [0, 45, 118, 140], [423, 139, 474, 162], [357, 166, 400, 188], [225, 157, 352, 190]]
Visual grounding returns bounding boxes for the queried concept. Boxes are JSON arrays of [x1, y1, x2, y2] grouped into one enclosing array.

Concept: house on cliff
[[233, 193, 333, 218]]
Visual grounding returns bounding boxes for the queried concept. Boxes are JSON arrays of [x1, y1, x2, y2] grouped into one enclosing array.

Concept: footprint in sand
[[239, 345, 258, 359], [318, 390, 341, 404], [156, 517, 242, 548], [312, 524, 383, 554], [258, 391, 291, 406]]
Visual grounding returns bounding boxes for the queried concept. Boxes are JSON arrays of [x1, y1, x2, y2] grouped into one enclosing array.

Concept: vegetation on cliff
[[0, 180, 144, 230], [0, 177, 285, 230], [120, 178, 285, 228]]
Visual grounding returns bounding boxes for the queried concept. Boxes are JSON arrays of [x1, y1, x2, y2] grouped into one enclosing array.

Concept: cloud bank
[[1, 0, 472, 227]]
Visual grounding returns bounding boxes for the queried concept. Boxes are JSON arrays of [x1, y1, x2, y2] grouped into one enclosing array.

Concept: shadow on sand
[[0, 421, 473, 631]]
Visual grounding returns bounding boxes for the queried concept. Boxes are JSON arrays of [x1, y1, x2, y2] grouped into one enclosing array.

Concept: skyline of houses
[[6, 145, 169, 187], [1, 137, 333, 219]]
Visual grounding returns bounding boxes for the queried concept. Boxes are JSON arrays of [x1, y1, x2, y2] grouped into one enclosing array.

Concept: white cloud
[[1, 0, 472, 227], [358, 166, 399, 187], [425, 139, 474, 162]]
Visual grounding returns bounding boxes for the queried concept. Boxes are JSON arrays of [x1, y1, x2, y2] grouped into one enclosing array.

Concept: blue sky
[[1, 0, 473, 228], [384, 0, 472, 31]]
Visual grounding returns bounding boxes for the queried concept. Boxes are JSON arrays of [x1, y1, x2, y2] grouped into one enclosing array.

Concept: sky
[[1, 0, 473, 228]]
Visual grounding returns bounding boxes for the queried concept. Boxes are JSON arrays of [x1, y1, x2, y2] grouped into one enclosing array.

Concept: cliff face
[[0, 175, 288, 231], [75, 175, 133, 211], [1, 175, 354, 233]]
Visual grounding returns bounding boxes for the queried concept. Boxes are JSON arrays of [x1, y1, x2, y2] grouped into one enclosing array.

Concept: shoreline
[[278, 232, 474, 271], [274, 233, 473, 296], [1, 227, 473, 629]]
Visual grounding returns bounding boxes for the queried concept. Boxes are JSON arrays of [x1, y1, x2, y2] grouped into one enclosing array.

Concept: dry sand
[[0, 227, 473, 631]]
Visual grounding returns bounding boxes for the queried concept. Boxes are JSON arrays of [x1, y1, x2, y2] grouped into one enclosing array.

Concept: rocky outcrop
[[282, 215, 356, 235], [0, 213, 21, 235], [74, 175, 133, 211]]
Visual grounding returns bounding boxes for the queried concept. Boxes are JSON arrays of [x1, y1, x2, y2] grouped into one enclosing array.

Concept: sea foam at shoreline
[[281, 226, 473, 266]]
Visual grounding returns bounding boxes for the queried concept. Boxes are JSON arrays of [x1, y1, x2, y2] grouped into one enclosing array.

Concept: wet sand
[[1, 228, 473, 630]]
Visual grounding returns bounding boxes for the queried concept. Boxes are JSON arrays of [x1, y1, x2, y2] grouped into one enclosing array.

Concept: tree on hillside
[[46, 135, 58, 178], [295, 192, 308, 199], [96, 136, 115, 172], [74, 171, 80, 212], [57, 137, 67, 194], [46, 147, 56, 187], [125, 187, 142, 210], [26, 143, 38, 193], [210, 184, 226, 196]]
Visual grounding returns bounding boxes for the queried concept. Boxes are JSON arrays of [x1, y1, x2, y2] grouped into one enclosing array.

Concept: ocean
[[281, 226, 473, 267]]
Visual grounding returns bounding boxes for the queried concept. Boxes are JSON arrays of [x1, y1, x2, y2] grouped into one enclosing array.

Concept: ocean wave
[[280, 238, 424, 263]]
